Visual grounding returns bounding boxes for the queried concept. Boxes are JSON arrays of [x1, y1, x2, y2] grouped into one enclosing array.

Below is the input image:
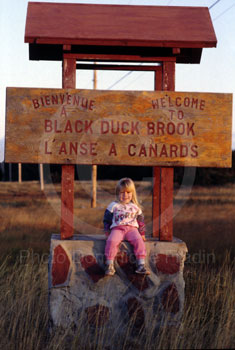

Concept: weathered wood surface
[[152, 61, 175, 240], [25, 3, 216, 63], [61, 164, 74, 240], [61, 57, 76, 240], [25, 3, 216, 48], [5, 88, 232, 167]]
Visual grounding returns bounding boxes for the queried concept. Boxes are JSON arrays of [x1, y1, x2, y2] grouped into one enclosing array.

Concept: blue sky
[[0, 0, 234, 162]]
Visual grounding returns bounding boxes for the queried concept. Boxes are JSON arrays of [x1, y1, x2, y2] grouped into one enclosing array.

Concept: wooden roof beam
[[25, 3, 217, 64]]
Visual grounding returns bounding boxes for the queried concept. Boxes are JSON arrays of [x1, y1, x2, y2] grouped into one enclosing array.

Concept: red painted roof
[[25, 2, 217, 63]]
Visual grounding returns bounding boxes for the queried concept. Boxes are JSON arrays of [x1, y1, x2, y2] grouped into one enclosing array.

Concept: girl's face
[[119, 188, 133, 204]]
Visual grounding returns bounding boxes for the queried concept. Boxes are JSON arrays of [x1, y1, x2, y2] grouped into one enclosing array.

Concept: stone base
[[48, 234, 187, 338]]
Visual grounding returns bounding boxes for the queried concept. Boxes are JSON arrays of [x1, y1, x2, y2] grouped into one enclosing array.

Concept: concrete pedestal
[[49, 234, 187, 338]]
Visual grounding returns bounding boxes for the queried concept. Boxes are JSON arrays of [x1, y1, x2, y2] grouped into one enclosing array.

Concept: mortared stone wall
[[49, 234, 187, 338]]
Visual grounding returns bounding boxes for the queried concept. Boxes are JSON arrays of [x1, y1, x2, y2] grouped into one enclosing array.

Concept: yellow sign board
[[5, 88, 232, 167]]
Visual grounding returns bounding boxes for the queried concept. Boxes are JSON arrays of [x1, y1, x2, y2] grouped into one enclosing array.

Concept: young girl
[[103, 177, 150, 276]]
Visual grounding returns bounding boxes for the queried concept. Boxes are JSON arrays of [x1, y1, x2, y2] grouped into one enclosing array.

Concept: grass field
[[0, 180, 234, 349], [0, 180, 234, 263]]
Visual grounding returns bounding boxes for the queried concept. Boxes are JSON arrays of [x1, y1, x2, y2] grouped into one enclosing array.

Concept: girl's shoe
[[135, 264, 150, 275], [105, 264, 115, 276]]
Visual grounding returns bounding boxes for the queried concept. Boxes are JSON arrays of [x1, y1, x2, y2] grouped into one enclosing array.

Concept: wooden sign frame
[[11, 2, 232, 241], [5, 88, 232, 168]]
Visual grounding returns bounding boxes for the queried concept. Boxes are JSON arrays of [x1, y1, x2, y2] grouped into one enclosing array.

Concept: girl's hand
[[142, 235, 146, 241]]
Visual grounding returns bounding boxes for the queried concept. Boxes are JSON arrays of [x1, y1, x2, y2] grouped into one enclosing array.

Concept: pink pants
[[105, 225, 146, 261]]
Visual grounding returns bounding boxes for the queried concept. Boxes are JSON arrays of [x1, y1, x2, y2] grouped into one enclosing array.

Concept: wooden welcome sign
[[5, 87, 232, 167]]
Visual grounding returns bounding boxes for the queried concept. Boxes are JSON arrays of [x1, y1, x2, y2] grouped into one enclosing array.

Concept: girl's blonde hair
[[116, 177, 141, 208]]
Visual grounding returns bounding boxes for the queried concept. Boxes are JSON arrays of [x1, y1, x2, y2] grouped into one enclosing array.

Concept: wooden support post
[[18, 163, 22, 183], [91, 66, 97, 208], [91, 165, 97, 208], [39, 164, 44, 191], [61, 57, 76, 240], [152, 62, 175, 241], [61, 164, 74, 239], [152, 66, 162, 238]]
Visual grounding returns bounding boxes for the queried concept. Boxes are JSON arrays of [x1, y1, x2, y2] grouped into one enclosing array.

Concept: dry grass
[[0, 252, 234, 349], [0, 180, 234, 263], [173, 184, 235, 264], [0, 180, 234, 348]]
